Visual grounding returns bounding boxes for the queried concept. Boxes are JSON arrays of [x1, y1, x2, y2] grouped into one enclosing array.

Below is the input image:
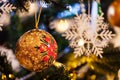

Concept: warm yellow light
[[90, 75, 96, 80], [53, 62, 63, 68], [86, 58, 90, 62], [59, 20, 68, 27], [70, 73, 74, 77], [90, 65, 94, 70], [56, 20, 69, 33], [78, 39, 84, 46], [2, 74, 6, 80], [68, 62, 77, 69], [69, 72, 77, 80], [43, 78, 47, 80], [108, 6, 115, 16], [9, 74, 14, 79]]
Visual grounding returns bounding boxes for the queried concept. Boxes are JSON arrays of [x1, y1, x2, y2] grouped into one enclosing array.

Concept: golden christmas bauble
[[107, 0, 120, 27], [16, 29, 58, 72]]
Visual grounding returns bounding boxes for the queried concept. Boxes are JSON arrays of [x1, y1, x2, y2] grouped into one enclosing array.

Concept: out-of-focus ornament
[[53, 61, 64, 68], [0, 2, 16, 31], [1, 74, 6, 80], [16, 29, 58, 72], [55, 20, 69, 33], [118, 69, 120, 80], [111, 27, 120, 47], [0, 14, 10, 26], [0, 46, 20, 72], [18, 2, 38, 21], [0, 3, 16, 16], [50, 19, 73, 33], [107, 0, 120, 27], [8, 74, 15, 79], [0, 14, 10, 31]]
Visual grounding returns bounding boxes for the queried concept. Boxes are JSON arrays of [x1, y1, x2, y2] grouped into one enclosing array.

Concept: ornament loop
[[35, 0, 44, 29]]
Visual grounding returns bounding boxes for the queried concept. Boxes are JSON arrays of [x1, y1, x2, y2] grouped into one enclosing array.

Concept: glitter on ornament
[[16, 29, 57, 72]]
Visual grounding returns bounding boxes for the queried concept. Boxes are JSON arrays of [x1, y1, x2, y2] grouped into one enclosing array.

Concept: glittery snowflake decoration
[[62, 3, 114, 58]]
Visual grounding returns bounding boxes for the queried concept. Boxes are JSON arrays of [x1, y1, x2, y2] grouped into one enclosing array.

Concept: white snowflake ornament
[[0, 2, 16, 31], [62, 3, 114, 58]]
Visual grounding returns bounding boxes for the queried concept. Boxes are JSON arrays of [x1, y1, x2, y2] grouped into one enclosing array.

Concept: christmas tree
[[0, 0, 120, 80]]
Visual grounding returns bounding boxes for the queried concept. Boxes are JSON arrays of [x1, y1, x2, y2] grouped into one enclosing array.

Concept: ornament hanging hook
[[80, 0, 86, 15], [35, 0, 44, 29], [88, 0, 90, 16]]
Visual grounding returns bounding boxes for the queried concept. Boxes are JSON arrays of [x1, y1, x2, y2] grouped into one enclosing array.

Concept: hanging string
[[35, 0, 43, 29], [35, 10, 37, 28], [35, 5, 42, 29], [80, 0, 86, 15], [35, 0, 38, 29], [88, 0, 90, 16]]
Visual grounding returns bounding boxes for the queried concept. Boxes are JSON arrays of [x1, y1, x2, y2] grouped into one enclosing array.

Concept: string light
[[9, 74, 15, 79], [55, 20, 69, 33], [54, 62, 63, 68]]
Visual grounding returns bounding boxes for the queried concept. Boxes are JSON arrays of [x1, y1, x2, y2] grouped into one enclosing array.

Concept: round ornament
[[107, 0, 120, 27], [16, 29, 57, 72]]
